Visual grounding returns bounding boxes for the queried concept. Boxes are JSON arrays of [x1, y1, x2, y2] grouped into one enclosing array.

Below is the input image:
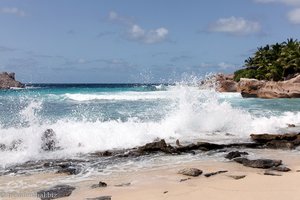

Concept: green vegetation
[[234, 39, 300, 82]]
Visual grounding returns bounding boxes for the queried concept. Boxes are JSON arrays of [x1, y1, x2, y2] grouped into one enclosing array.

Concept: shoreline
[[1, 148, 300, 200]]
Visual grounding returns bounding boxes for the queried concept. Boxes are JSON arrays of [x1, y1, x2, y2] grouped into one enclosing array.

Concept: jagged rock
[[250, 133, 300, 149], [138, 139, 176, 154], [41, 129, 59, 151], [37, 184, 75, 200], [228, 175, 246, 180], [237, 75, 300, 98], [0, 72, 24, 89], [204, 170, 228, 177], [225, 151, 249, 160], [91, 181, 107, 189], [86, 197, 111, 200], [234, 158, 282, 169], [287, 124, 296, 127], [178, 168, 203, 177]]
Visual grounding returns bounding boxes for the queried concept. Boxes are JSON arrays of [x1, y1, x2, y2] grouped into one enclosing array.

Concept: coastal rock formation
[[225, 151, 249, 160], [37, 184, 75, 200], [238, 75, 300, 98], [0, 72, 24, 89], [204, 170, 228, 177], [250, 133, 300, 149], [215, 74, 238, 92]]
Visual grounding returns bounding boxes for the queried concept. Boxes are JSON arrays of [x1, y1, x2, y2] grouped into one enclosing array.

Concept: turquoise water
[[0, 83, 300, 166]]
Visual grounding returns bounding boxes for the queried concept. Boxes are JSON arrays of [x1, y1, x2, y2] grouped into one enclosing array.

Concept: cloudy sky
[[0, 0, 300, 83]]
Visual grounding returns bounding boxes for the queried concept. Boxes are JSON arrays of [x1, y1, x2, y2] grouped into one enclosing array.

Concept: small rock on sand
[[178, 168, 203, 177]]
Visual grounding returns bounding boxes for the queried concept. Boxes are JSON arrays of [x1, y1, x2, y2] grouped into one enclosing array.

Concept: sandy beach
[[1, 148, 300, 200]]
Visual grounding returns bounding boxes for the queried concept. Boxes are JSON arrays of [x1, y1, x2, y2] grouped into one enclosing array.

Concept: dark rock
[[270, 166, 291, 172], [86, 197, 111, 200], [179, 178, 191, 182], [138, 139, 176, 154], [288, 124, 296, 127], [91, 181, 107, 189], [264, 171, 282, 176], [37, 184, 75, 200], [178, 168, 203, 177], [228, 175, 246, 180], [9, 139, 23, 150], [234, 158, 282, 169], [250, 133, 299, 143], [114, 182, 131, 187], [163, 191, 168, 194], [0, 143, 6, 151], [225, 151, 249, 160], [0, 72, 24, 89], [176, 139, 182, 147], [56, 166, 81, 175], [204, 170, 228, 177], [250, 133, 300, 149], [41, 129, 59, 151]]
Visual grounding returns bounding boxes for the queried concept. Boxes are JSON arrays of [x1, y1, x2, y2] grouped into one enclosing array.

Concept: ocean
[[1, 80, 300, 168]]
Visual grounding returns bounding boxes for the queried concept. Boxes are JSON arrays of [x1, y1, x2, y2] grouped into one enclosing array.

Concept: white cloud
[[108, 11, 169, 44], [287, 8, 300, 24], [0, 7, 26, 17], [128, 24, 168, 44], [208, 17, 261, 36], [254, 0, 300, 6]]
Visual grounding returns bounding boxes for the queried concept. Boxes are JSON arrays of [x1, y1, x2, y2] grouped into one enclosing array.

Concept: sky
[[1, 0, 300, 83]]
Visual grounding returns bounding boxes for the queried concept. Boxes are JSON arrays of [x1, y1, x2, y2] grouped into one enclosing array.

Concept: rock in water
[[0, 72, 24, 89], [178, 168, 203, 177], [234, 158, 282, 169], [91, 181, 108, 189], [138, 139, 176, 154], [37, 184, 75, 200], [41, 129, 58, 151], [225, 151, 248, 160]]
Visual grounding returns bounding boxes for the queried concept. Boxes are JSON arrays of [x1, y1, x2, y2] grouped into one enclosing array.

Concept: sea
[[1, 78, 300, 170]]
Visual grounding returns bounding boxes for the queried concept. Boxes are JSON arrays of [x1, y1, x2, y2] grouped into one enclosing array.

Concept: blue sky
[[0, 0, 300, 83]]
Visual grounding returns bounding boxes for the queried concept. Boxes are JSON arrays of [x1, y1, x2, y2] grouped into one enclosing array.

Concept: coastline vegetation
[[234, 39, 300, 82]]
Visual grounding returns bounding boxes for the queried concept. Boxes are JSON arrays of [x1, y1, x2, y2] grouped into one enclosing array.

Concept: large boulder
[[215, 74, 238, 92], [237, 75, 300, 98], [0, 72, 24, 89], [250, 133, 300, 149], [234, 158, 282, 169], [41, 129, 59, 151], [37, 184, 75, 200]]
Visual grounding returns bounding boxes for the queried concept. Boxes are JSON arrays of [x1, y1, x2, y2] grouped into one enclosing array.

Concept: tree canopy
[[234, 39, 300, 82]]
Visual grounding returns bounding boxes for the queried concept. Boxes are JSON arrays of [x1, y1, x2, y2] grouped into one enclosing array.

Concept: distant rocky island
[[216, 39, 300, 98], [0, 72, 24, 89]]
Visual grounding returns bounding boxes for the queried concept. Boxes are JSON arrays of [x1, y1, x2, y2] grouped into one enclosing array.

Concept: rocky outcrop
[[0, 72, 24, 89], [238, 75, 300, 98], [215, 74, 238, 92], [250, 133, 300, 149]]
